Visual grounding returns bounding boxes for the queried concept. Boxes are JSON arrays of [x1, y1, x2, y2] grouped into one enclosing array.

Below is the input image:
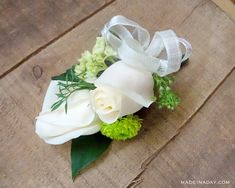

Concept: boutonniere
[[35, 15, 192, 180]]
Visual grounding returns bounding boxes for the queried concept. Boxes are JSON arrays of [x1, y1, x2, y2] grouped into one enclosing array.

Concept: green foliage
[[51, 67, 96, 113], [152, 74, 181, 110], [104, 56, 119, 67], [52, 66, 82, 82], [71, 133, 112, 180], [157, 89, 181, 109], [181, 56, 189, 67], [99, 115, 142, 140]]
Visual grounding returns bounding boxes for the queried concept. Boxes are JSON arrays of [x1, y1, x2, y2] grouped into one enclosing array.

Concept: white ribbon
[[101, 15, 192, 76]]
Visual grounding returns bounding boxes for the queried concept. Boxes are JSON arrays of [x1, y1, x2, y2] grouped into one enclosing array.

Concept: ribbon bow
[[102, 15, 192, 76]]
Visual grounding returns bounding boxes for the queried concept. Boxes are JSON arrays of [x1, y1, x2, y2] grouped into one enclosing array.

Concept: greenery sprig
[[51, 67, 96, 113], [153, 74, 181, 110]]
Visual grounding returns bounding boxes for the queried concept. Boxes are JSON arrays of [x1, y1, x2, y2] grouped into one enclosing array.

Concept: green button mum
[[99, 115, 142, 140]]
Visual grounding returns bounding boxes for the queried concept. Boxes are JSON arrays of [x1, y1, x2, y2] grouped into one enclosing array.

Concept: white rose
[[90, 61, 154, 124], [35, 81, 100, 145], [36, 61, 154, 145]]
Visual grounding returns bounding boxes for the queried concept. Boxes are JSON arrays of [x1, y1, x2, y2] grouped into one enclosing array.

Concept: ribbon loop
[[102, 15, 192, 76]]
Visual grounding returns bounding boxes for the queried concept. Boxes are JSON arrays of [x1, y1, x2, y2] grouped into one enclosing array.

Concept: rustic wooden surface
[[212, 0, 235, 21], [138, 70, 235, 188], [0, 0, 113, 77], [0, 0, 234, 187]]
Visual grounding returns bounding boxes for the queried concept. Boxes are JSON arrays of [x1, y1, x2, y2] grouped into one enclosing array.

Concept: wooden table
[[1, 0, 234, 187]]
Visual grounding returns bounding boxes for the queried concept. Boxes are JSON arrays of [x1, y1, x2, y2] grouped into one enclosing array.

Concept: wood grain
[[212, 0, 235, 22], [138, 70, 235, 188], [0, 0, 235, 187], [0, 0, 113, 77]]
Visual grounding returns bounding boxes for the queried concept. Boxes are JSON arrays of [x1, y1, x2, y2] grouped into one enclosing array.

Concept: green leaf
[[180, 54, 189, 68], [71, 133, 112, 180], [50, 100, 64, 111], [104, 56, 119, 67], [52, 66, 80, 82], [52, 72, 69, 81], [181, 58, 189, 67], [96, 70, 104, 77]]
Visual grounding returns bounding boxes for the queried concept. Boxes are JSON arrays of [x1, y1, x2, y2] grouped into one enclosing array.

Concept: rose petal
[[90, 85, 121, 123], [96, 110, 120, 124], [41, 81, 90, 112], [95, 61, 154, 107], [35, 81, 100, 144], [41, 81, 59, 112], [36, 121, 100, 144], [119, 95, 143, 116], [37, 99, 95, 127], [37, 83, 95, 127]]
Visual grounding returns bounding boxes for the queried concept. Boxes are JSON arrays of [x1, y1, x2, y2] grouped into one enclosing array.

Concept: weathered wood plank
[[0, 0, 235, 187], [138, 70, 235, 188], [212, 0, 235, 22], [0, 0, 113, 77]]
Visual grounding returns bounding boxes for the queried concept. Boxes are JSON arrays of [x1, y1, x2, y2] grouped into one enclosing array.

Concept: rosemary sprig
[[51, 67, 96, 113]]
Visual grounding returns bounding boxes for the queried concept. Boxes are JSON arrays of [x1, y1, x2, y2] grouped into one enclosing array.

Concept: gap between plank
[[126, 66, 235, 188], [0, 0, 116, 80]]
